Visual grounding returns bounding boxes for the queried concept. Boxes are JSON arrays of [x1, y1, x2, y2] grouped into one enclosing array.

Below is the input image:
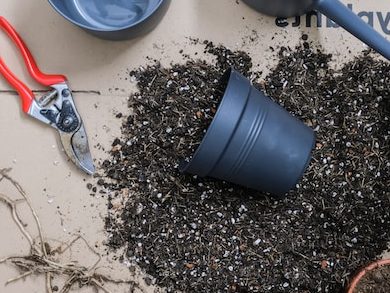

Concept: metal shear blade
[[60, 123, 95, 175]]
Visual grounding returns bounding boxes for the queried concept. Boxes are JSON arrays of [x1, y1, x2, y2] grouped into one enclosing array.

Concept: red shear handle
[[0, 16, 66, 87], [0, 58, 33, 112]]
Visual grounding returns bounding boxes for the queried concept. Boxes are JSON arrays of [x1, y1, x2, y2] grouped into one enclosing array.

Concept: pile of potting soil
[[96, 41, 390, 292]]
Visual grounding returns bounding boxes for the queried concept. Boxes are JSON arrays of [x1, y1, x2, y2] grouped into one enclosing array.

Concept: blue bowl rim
[[48, 0, 165, 32]]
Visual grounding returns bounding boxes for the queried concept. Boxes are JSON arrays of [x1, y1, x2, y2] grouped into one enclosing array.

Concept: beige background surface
[[0, 0, 389, 292]]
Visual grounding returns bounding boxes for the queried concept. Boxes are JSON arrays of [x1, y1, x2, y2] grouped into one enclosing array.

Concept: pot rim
[[179, 67, 250, 176]]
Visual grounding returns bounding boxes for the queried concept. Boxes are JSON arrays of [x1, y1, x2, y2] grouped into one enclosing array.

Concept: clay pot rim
[[347, 258, 390, 293]]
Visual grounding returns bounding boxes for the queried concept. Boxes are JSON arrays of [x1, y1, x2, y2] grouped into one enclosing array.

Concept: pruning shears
[[0, 16, 94, 174]]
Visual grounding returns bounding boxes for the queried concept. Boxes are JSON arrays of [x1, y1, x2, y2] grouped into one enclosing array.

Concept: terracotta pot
[[347, 258, 390, 293]]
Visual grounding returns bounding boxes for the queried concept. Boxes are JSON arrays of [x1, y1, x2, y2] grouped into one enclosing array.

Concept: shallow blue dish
[[48, 0, 170, 40]]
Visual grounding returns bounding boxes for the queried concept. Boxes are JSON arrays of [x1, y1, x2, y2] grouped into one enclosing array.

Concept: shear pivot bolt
[[62, 89, 70, 97], [63, 116, 74, 127]]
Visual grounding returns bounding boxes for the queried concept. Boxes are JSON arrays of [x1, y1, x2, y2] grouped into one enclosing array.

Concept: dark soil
[[97, 41, 390, 292], [354, 264, 390, 293]]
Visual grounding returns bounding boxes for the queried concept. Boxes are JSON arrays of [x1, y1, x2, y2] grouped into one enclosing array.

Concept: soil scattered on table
[[354, 264, 390, 293], [96, 41, 390, 292]]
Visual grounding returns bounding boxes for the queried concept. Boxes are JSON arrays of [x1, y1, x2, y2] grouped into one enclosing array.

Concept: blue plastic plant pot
[[180, 68, 316, 198], [48, 0, 170, 41]]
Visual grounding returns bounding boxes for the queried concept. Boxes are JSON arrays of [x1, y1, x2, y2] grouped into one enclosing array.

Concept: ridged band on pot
[[48, 0, 170, 41], [180, 68, 316, 198]]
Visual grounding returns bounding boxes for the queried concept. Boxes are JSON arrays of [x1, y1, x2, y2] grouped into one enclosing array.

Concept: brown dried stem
[[0, 168, 136, 293]]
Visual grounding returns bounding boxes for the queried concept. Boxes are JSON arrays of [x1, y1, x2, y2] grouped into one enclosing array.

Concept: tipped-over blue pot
[[180, 68, 315, 198], [48, 0, 170, 40], [243, 0, 390, 61]]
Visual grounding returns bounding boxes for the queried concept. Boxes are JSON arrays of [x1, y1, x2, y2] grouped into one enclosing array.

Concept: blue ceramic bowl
[[48, 0, 170, 40]]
